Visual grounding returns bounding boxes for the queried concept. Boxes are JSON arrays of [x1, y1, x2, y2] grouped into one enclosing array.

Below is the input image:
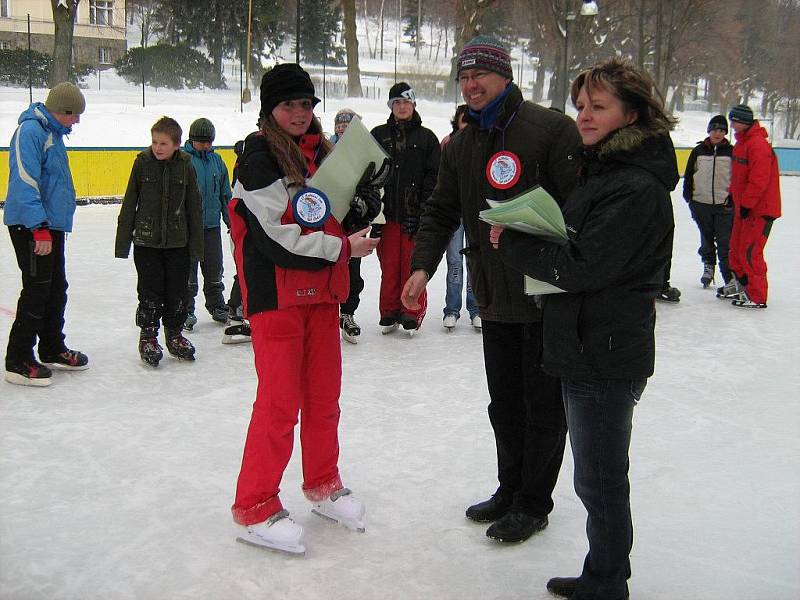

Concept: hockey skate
[[41, 349, 89, 371], [4, 359, 52, 387], [716, 279, 742, 299], [400, 314, 419, 337], [731, 291, 767, 309], [340, 314, 361, 344], [311, 488, 366, 532], [379, 315, 398, 335], [443, 314, 458, 331], [236, 510, 306, 556], [183, 311, 197, 332], [165, 330, 196, 361], [222, 321, 251, 344], [138, 330, 163, 368], [701, 263, 715, 288]]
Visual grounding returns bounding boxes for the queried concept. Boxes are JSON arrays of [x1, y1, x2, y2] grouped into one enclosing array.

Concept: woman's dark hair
[[259, 114, 332, 186], [570, 56, 677, 133], [450, 104, 469, 133]]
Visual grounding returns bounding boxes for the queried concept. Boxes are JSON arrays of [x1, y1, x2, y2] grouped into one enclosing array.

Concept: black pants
[[187, 227, 225, 314], [5, 226, 69, 364], [133, 245, 190, 332], [689, 200, 734, 282], [481, 320, 567, 517], [340, 257, 363, 316]]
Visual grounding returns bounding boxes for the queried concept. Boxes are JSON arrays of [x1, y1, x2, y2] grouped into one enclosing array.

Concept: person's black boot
[[465, 493, 513, 523], [546, 577, 578, 598], [485, 511, 547, 542]]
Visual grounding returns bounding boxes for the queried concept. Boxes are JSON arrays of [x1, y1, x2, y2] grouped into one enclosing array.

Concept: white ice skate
[[311, 488, 366, 532], [381, 323, 399, 335], [443, 314, 457, 331], [236, 510, 306, 556]]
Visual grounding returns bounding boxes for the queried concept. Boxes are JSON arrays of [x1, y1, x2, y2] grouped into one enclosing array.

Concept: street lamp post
[[560, 0, 599, 112]]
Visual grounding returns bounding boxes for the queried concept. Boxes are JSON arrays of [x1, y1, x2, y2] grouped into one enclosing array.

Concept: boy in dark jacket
[[115, 117, 204, 366], [182, 117, 233, 329], [683, 114, 734, 288], [371, 83, 440, 334]]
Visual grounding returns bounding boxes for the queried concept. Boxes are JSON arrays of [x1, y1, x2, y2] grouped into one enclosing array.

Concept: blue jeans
[[562, 377, 646, 600], [444, 223, 477, 319]]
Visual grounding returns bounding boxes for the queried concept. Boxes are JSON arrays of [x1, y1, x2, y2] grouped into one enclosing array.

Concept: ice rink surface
[[1, 175, 798, 599]]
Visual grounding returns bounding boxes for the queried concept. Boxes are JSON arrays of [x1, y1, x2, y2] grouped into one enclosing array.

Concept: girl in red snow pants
[[376, 221, 427, 327], [231, 303, 343, 525]]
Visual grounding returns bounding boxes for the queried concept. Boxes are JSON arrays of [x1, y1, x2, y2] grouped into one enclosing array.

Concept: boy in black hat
[[683, 114, 734, 288], [370, 82, 440, 335]]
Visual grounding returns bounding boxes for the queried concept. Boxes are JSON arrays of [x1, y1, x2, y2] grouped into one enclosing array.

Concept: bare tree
[[445, 0, 500, 94], [49, 0, 80, 86], [341, 0, 364, 96]]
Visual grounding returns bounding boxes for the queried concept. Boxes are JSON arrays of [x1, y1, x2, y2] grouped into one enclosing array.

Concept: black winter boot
[[486, 511, 548, 542], [465, 493, 513, 523]]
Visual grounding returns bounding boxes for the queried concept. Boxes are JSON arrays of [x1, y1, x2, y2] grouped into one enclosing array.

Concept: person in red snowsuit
[[726, 104, 782, 308], [228, 64, 380, 553]]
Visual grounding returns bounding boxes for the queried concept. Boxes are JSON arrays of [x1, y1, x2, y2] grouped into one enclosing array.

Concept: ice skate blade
[[311, 508, 366, 533], [4, 371, 52, 387], [236, 533, 306, 556], [43, 362, 89, 371], [167, 353, 195, 361], [341, 331, 359, 344], [222, 334, 251, 344], [381, 324, 399, 335]]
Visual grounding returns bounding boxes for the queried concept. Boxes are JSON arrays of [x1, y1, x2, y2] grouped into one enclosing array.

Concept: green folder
[[308, 116, 390, 223], [478, 186, 568, 295]]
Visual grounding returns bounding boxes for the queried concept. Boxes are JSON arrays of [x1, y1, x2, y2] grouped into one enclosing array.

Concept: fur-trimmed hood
[[589, 125, 679, 191]]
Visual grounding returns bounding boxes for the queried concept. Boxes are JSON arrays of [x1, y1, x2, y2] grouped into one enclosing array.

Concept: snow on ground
[[1, 67, 797, 151], [1, 148, 798, 600]]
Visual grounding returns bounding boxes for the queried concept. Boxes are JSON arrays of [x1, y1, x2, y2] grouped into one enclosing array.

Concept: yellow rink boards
[[1, 147, 690, 201], [0, 147, 239, 200]]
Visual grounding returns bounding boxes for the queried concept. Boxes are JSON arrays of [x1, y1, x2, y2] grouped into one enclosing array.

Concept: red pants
[[729, 215, 773, 304], [376, 221, 427, 326], [231, 303, 343, 525]]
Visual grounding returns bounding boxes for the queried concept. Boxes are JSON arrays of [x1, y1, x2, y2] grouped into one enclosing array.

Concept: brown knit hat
[[45, 82, 86, 115]]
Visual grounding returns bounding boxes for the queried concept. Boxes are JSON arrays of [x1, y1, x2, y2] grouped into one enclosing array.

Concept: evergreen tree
[[298, 0, 344, 65]]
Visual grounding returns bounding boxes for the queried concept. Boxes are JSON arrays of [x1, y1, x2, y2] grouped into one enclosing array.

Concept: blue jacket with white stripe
[[3, 102, 77, 232]]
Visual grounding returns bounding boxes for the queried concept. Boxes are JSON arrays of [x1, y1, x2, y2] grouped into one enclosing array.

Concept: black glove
[[369, 223, 383, 239], [401, 215, 419, 235], [368, 158, 392, 188], [740, 206, 750, 219], [349, 163, 383, 222]]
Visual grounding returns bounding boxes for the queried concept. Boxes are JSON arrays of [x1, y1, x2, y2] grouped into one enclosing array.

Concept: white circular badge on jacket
[[486, 151, 522, 190], [292, 187, 331, 229]]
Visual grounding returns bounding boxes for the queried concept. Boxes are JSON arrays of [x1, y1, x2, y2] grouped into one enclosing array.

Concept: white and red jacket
[[228, 132, 351, 317]]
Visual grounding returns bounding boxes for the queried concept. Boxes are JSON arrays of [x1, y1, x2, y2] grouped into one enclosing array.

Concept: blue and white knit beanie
[[456, 36, 513, 81]]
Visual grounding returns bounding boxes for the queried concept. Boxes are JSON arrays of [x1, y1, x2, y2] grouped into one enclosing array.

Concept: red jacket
[[229, 132, 350, 317], [730, 122, 781, 219]]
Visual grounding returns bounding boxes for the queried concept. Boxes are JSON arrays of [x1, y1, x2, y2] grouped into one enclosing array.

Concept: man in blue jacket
[[4, 82, 89, 386], [183, 118, 233, 329]]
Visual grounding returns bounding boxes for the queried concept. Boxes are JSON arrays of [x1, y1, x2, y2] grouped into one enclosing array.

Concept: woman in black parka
[[489, 57, 679, 600]]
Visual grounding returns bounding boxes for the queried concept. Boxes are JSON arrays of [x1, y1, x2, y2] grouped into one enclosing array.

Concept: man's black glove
[[349, 162, 383, 223], [401, 215, 419, 235], [740, 206, 750, 219]]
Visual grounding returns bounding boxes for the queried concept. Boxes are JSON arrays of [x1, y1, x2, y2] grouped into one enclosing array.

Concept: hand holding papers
[[479, 187, 568, 295], [308, 116, 390, 222]]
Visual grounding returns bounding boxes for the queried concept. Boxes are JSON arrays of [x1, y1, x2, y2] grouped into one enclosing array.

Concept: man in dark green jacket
[[402, 36, 580, 544], [115, 117, 203, 367]]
